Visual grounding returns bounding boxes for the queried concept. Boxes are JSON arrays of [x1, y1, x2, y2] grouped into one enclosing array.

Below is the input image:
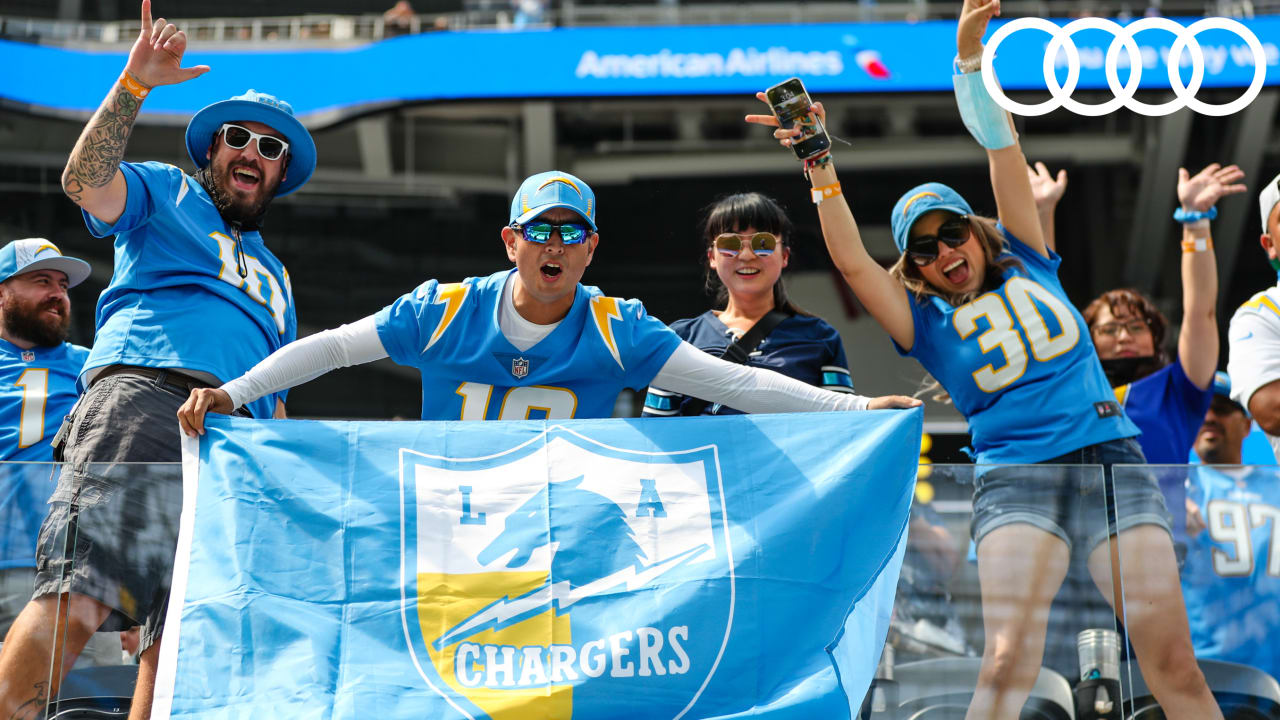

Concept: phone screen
[[766, 78, 831, 159]]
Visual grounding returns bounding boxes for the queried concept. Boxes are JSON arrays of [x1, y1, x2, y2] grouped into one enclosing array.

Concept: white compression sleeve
[[222, 315, 389, 411], [650, 341, 871, 413]]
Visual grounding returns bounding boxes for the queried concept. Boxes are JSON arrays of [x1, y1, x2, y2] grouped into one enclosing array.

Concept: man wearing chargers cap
[[0, 240, 92, 636], [177, 169, 917, 436], [0, 3, 316, 717], [1226, 174, 1280, 464]]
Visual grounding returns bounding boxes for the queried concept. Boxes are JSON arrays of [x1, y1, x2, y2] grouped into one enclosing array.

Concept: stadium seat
[[1118, 659, 1280, 720], [44, 665, 136, 719], [886, 657, 1076, 720]]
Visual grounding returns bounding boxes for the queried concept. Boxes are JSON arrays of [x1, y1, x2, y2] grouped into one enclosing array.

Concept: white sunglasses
[[218, 123, 289, 161]]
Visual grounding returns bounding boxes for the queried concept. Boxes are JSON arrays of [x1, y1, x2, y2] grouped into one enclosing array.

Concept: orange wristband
[[811, 182, 842, 206], [1181, 236, 1213, 253], [120, 71, 151, 100]]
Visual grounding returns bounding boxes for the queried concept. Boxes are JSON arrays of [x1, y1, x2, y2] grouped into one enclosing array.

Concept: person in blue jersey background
[[0, 3, 317, 717], [178, 170, 919, 434], [1183, 374, 1280, 683], [0, 239, 91, 638], [642, 192, 858, 417], [745, 0, 1220, 716]]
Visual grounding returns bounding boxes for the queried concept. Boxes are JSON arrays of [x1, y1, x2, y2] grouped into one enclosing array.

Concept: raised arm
[[1027, 162, 1068, 253], [955, 0, 1046, 255], [745, 99, 916, 349], [177, 316, 389, 435], [1175, 163, 1245, 389], [62, 0, 209, 224]]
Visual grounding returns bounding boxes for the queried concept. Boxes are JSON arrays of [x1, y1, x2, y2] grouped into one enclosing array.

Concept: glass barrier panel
[[0, 461, 181, 718], [1113, 463, 1280, 718], [866, 463, 1119, 720]]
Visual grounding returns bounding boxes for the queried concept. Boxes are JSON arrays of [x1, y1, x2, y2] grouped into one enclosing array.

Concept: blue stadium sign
[[4, 17, 1279, 125]]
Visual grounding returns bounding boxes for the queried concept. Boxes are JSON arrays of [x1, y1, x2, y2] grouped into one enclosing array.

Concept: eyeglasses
[[517, 222, 591, 245], [1092, 319, 1150, 338], [713, 232, 778, 257], [218, 123, 289, 161], [906, 216, 970, 267]]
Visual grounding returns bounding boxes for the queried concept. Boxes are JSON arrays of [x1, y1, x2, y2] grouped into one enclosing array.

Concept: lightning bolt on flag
[[153, 409, 921, 719]]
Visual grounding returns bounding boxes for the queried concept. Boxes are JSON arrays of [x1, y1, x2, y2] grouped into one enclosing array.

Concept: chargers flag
[[153, 409, 921, 719]]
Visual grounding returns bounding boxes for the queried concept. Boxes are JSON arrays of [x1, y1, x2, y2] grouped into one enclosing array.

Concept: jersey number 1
[[15, 368, 49, 448], [456, 382, 579, 420]]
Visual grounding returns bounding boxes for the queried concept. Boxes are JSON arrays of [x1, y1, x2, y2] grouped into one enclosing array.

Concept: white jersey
[[1227, 281, 1280, 462]]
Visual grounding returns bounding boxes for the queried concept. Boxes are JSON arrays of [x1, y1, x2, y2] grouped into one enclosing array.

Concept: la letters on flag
[[154, 410, 921, 719]]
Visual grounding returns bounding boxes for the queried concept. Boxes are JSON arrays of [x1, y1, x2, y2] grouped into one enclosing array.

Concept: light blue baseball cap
[[185, 89, 316, 197], [890, 182, 975, 254], [509, 171, 597, 231], [0, 239, 91, 287], [1212, 371, 1249, 416]]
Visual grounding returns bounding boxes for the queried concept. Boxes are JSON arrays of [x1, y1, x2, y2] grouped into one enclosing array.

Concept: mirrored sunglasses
[[906, 216, 970, 267], [520, 222, 590, 245], [219, 123, 289, 161], [714, 232, 778, 257]]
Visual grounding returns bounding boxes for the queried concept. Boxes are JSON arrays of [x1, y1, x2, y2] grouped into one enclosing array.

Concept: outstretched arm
[[62, 0, 209, 224], [1176, 163, 1245, 389], [177, 316, 388, 435], [745, 99, 916, 350], [651, 342, 921, 413], [956, 0, 1046, 255]]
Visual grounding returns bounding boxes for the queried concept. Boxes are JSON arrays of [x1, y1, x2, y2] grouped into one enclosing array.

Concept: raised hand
[[957, 0, 1000, 58], [125, 0, 210, 89], [744, 91, 826, 150], [1027, 162, 1068, 213], [1178, 163, 1247, 213]]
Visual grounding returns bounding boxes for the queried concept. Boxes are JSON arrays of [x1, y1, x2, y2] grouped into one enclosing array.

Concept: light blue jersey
[[1182, 466, 1280, 681], [82, 161, 296, 420], [0, 339, 88, 569], [897, 228, 1139, 464], [375, 270, 682, 420]]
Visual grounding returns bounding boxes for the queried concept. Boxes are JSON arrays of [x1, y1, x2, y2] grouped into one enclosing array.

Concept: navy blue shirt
[[643, 310, 855, 416]]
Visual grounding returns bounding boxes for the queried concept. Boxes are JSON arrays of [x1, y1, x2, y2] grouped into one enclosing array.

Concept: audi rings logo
[[981, 17, 1266, 117]]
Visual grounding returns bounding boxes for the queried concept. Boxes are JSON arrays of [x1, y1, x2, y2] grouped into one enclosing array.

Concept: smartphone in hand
[[765, 77, 832, 160]]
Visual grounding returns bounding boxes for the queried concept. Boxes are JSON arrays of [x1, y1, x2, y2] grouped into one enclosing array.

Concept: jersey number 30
[[953, 277, 1081, 393], [456, 382, 579, 420]]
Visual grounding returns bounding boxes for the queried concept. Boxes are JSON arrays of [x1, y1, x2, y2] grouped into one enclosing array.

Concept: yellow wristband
[[1181, 236, 1213, 253], [812, 182, 842, 206], [120, 71, 151, 100]]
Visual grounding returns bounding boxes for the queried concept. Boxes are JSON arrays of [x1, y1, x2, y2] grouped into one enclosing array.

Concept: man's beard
[[3, 293, 69, 347], [196, 162, 281, 231]]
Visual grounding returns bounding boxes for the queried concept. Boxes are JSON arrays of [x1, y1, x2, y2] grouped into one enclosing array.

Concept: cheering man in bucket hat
[[0, 3, 315, 718]]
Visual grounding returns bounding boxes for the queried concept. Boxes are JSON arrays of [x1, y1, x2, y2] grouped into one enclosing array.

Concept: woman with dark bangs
[[642, 192, 860, 416]]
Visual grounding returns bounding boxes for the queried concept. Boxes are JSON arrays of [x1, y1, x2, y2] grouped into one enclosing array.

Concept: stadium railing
[[0, 0, 1249, 49], [3, 461, 1277, 717]]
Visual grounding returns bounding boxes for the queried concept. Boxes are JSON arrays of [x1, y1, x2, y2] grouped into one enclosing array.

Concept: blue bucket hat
[[890, 182, 975, 254], [185, 89, 316, 197], [0, 239, 91, 288], [509, 171, 597, 231]]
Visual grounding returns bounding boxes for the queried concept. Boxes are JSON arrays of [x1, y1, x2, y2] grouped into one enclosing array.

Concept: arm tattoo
[[62, 86, 142, 203], [8, 680, 49, 720]]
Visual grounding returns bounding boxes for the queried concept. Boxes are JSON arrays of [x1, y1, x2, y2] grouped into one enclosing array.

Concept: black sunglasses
[[906, 215, 971, 267]]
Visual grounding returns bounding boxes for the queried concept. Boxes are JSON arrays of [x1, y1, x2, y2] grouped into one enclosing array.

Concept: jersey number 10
[[456, 382, 580, 420]]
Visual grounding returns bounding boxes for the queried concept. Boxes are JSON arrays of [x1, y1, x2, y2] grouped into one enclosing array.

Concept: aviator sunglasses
[[906, 215, 970, 266], [713, 232, 778, 257], [218, 123, 290, 161], [517, 222, 591, 245]]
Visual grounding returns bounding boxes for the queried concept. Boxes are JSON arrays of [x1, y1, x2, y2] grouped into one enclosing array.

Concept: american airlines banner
[[153, 410, 920, 719]]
